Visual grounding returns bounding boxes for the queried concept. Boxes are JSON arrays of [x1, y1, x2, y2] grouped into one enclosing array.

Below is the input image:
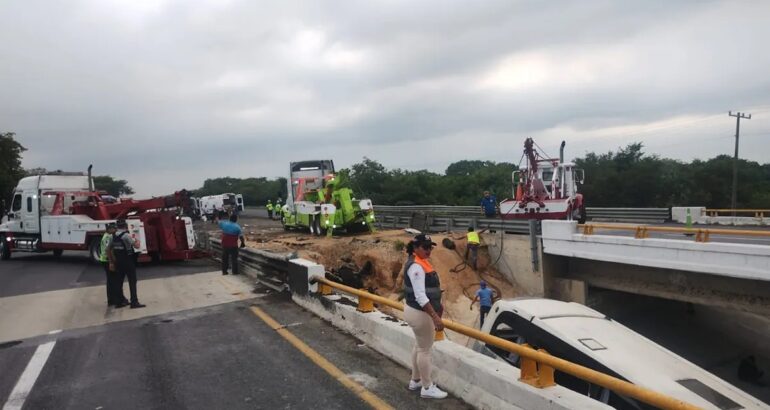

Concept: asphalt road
[[0, 255, 469, 410], [0, 251, 215, 298]]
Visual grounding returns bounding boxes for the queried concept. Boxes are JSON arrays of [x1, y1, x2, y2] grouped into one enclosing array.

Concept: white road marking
[[47, 329, 61, 335], [2, 340, 56, 410]]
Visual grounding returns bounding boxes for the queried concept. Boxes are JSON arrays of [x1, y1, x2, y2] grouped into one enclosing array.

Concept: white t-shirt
[[407, 263, 430, 307]]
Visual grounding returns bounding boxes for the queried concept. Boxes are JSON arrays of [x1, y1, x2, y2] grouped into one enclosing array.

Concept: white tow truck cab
[[473, 298, 763, 410], [0, 173, 146, 260]]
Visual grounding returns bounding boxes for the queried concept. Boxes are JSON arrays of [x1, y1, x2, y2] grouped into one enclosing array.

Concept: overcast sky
[[2, 0, 769, 197]]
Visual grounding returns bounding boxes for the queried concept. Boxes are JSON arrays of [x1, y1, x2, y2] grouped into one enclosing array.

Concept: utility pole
[[728, 111, 751, 214]]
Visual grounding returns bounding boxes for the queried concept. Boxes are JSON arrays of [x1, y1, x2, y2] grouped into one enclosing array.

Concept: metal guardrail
[[585, 207, 669, 223], [374, 205, 670, 229], [580, 223, 770, 242], [703, 209, 770, 218], [206, 235, 294, 290], [374, 205, 534, 234], [314, 277, 698, 410]]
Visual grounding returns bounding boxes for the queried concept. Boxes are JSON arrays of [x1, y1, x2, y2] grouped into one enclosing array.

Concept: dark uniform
[[111, 223, 145, 309]]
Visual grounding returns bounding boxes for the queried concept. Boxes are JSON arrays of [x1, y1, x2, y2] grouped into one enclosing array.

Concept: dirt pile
[[245, 229, 522, 337]]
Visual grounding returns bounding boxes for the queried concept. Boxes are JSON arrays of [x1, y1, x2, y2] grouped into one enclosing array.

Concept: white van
[[472, 298, 765, 410]]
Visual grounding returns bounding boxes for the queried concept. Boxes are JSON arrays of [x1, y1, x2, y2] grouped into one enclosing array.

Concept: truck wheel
[[53, 249, 63, 258], [88, 239, 102, 264], [0, 239, 10, 260]]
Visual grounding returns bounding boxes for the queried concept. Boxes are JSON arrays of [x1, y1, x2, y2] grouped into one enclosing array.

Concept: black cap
[[116, 219, 128, 228], [106, 222, 117, 229], [412, 234, 437, 247]]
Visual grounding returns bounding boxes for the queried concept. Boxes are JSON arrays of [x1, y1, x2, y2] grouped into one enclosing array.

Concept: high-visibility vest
[[266, 203, 273, 211], [403, 255, 442, 312], [98, 232, 112, 263], [467, 231, 480, 245]]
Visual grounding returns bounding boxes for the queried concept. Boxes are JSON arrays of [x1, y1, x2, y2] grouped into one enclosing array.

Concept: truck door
[[5, 193, 23, 232], [22, 190, 40, 234]]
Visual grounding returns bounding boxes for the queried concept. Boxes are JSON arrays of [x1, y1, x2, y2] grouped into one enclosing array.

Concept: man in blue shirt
[[217, 214, 246, 275], [480, 191, 497, 218], [471, 281, 497, 328]]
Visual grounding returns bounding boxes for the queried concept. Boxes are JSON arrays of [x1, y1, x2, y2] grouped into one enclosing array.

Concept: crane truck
[[0, 168, 205, 263], [499, 138, 586, 222], [282, 160, 375, 236]]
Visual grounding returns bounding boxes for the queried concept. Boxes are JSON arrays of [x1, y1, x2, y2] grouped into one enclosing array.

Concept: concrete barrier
[[672, 206, 769, 226], [287, 258, 611, 410]]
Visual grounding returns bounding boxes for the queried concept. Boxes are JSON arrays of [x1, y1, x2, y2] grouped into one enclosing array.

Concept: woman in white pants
[[402, 234, 448, 399]]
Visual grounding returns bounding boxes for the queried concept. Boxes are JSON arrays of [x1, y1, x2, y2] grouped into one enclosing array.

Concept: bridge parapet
[[542, 220, 770, 281]]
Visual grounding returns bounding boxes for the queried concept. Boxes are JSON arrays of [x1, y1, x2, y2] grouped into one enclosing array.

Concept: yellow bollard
[[357, 295, 374, 313], [319, 282, 334, 296], [520, 346, 557, 388]]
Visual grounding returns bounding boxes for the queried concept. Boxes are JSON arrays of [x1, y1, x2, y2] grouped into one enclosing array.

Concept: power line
[[728, 111, 752, 213]]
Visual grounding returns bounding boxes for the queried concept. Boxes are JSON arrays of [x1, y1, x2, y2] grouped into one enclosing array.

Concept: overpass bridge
[[539, 220, 770, 316]]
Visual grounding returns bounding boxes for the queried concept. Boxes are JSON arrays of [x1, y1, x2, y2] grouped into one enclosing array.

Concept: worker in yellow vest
[[466, 227, 480, 270], [266, 200, 273, 219]]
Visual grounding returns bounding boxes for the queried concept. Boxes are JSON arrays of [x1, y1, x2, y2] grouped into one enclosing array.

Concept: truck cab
[[1, 174, 94, 259]]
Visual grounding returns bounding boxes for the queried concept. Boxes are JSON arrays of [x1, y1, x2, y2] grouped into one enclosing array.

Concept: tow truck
[[0, 168, 205, 263], [499, 138, 586, 222], [282, 160, 375, 236]]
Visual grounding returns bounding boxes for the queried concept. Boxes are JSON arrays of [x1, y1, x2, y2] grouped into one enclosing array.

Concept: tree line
[[2, 131, 768, 209], [337, 146, 769, 209]]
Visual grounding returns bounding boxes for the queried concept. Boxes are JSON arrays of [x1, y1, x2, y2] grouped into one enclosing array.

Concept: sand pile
[[245, 229, 521, 340]]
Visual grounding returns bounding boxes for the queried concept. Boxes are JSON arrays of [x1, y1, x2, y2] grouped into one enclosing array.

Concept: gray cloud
[[1, 0, 768, 197]]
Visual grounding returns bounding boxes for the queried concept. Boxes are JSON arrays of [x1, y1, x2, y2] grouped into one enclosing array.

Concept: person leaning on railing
[[402, 234, 449, 399]]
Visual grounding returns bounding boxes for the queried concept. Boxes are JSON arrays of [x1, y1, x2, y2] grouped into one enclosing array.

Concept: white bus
[[473, 298, 765, 410]]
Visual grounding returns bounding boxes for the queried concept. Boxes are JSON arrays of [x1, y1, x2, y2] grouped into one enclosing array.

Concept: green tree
[[0, 132, 27, 208], [93, 175, 135, 197]]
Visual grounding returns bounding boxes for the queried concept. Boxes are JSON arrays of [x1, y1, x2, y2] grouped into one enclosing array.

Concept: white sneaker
[[408, 379, 422, 391], [420, 384, 448, 399]]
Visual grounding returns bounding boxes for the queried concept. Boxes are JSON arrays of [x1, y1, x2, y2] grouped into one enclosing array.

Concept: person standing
[[265, 200, 273, 219], [465, 227, 480, 270], [480, 191, 498, 218], [274, 198, 282, 220], [99, 223, 127, 307], [109, 219, 145, 309], [217, 213, 245, 275], [403, 234, 448, 399], [471, 281, 496, 328]]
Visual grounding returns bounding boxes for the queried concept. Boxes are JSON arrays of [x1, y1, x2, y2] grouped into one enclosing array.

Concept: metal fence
[[373, 205, 670, 232], [374, 205, 534, 234], [585, 207, 670, 223], [202, 234, 294, 291]]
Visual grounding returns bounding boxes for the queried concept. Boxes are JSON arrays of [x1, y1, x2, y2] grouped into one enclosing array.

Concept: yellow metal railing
[[703, 209, 770, 218], [580, 223, 770, 243], [314, 276, 700, 410]]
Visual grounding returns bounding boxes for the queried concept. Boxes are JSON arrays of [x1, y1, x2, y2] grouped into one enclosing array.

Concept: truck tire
[[52, 249, 63, 258], [88, 238, 102, 264], [0, 239, 10, 260]]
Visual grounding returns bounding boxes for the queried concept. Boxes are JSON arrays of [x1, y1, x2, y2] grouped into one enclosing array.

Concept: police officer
[[99, 223, 128, 307], [109, 219, 146, 309]]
